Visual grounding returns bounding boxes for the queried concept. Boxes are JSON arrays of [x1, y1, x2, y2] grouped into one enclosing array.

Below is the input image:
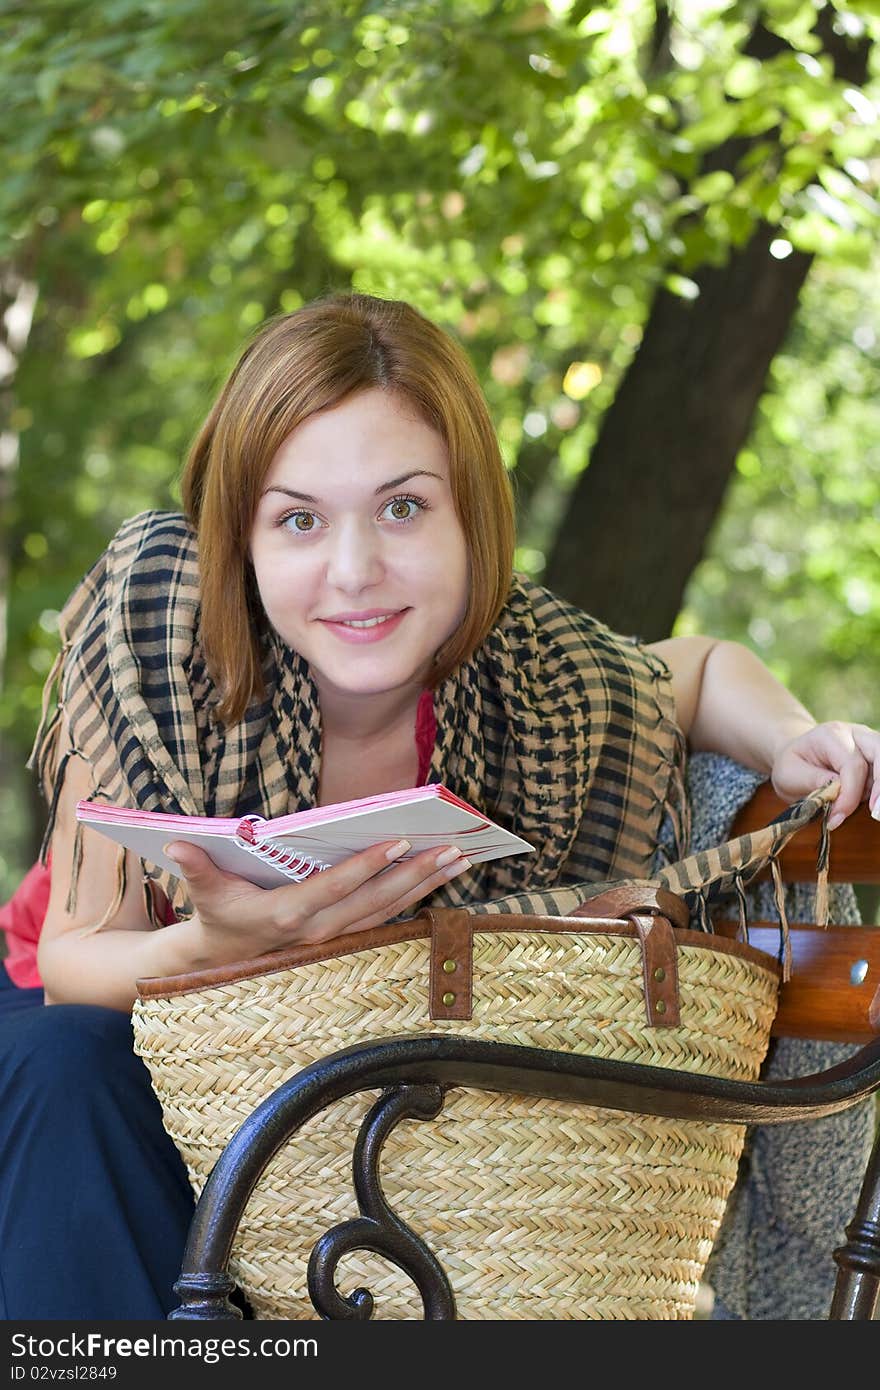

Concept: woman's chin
[[311, 663, 427, 704]]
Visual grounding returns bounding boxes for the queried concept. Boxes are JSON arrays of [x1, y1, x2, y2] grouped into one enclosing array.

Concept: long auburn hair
[[181, 292, 516, 725]]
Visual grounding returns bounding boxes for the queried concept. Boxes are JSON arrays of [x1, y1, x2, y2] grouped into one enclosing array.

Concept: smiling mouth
[[332, 614, 398, 629], [321, 608, 407, 629]]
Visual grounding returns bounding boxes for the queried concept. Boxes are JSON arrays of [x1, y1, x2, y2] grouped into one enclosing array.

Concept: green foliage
[[1, 0, 879, 894], [677, 250, 880, 727]]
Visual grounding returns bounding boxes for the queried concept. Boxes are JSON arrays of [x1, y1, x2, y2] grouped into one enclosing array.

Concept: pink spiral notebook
[[75, 785, 535, 889]]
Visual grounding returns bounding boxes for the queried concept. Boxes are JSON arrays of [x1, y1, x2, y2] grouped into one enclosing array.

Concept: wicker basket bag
[[132, 897, 781, 1321]]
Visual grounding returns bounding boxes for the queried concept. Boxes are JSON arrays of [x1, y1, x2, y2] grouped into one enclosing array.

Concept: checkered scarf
[[30, 510, 831, 949]]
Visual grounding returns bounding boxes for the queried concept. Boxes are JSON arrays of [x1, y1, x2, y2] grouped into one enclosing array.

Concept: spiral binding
[[234, 816, 330, 882]]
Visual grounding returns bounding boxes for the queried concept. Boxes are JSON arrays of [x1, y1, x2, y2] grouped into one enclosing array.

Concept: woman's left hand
[[771, 722, 880, 829]]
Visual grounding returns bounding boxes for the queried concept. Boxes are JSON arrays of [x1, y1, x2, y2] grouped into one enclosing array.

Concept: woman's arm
[[37, 720, 474, 1013], [36, 732, 207, 1011], [648, 635, 880, 829]]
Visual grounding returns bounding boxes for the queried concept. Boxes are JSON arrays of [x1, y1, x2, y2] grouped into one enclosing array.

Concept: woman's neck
[[316, 684, 426, 806], [317, 680, 424, 747]]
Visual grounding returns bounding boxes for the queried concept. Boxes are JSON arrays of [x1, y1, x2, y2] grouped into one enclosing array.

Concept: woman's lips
[[319, 609, 408, 644]]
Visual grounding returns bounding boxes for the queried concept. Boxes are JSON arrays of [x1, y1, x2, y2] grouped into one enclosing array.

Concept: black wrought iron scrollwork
[[306, 1083, 455, 1320], [168, 1032, 880, 1321]]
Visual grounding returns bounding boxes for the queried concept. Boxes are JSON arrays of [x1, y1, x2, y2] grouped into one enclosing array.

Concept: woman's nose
[[324, 520, 384, 592]]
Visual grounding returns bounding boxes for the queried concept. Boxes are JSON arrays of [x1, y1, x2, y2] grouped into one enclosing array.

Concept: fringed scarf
[[30, 510, 832, 968]]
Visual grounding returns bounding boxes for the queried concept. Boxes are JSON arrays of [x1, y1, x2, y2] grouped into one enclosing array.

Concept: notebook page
[[261, 795, 534, 867]]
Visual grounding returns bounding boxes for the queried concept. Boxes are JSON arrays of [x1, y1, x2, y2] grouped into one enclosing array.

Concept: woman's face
[[250, 388, 469, 708]]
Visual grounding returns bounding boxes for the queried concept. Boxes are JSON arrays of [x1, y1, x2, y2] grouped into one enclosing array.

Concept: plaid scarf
[[30, 510, 831, 954]]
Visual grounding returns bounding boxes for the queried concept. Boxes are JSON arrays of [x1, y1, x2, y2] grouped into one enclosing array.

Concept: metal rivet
[[850, 959, 869, 986], [442, 959, 457, 973], [442, 991, 456, 1007], [655, 999, 667, 1015], [653, 967, 666, 982]]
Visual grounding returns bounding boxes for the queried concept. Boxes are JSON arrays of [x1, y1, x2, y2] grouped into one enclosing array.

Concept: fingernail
[[435, 846, 462, 868], [827, 812, 844, 831], [871, 801, 880, 822], [163, 843, 181, 865], [385, 839, 411, 861], [444, 857, 471, 878]]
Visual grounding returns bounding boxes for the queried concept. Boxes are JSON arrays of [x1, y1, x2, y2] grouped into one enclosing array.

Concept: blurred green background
[[1, 0, 879, 904]]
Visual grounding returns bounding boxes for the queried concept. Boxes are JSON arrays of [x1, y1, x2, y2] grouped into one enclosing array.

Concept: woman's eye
[[382, 496, 424, 522], [282, 510, 319, 533]]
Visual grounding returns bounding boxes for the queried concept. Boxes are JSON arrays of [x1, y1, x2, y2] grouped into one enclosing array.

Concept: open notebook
[[75, 785, 535, 889]]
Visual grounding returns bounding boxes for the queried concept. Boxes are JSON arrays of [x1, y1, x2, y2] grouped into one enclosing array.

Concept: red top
[[0, 690, 438, 990], [0, 859, 51, 990]]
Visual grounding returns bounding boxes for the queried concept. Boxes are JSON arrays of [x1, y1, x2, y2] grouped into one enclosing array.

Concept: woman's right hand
[[163, 836, 471, 967]]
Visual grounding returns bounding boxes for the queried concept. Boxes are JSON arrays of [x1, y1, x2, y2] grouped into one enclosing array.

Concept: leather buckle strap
[[630, 913, 681, 1027], [425, 908, 474, 1020]]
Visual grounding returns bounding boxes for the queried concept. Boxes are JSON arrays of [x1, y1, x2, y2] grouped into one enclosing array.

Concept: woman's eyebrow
[[374, 468, 444, 494], [263, 469, 444, 504]]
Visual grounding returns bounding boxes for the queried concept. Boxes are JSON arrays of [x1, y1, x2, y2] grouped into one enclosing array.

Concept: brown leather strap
[[424, 904, 680, 1028], [572, 884, 690, 931], [425, 908, 474, 1020], [630, 913, 681, 1027]]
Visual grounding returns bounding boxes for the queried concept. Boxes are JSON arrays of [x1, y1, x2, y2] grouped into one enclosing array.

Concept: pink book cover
[[75, 785, 535, 889]]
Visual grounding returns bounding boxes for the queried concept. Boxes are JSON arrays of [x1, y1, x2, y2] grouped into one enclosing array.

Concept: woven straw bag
[[132, 896, 781, 1321]]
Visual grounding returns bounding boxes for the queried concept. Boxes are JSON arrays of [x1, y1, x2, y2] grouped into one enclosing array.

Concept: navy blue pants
[[0, 962, 197, 1319]]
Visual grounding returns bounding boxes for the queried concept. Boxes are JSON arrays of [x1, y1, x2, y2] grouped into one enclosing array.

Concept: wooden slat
[[731, 786, 880, 883], [716, 921, 880, 1042]]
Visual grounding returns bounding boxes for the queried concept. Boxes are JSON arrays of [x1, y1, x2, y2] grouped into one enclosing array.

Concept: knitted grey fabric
[[667, 753, 875, 1321]]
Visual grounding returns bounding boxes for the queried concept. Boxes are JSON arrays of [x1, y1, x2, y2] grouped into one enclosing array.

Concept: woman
[[1, 292, 877, 1318]]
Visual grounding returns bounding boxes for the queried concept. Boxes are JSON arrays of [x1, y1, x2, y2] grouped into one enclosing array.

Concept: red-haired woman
[[2, 294, 876, 1317]]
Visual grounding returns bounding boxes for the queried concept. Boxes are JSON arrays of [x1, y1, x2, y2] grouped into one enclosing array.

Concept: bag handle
[[571, 886, 685, 1027], [422, 897, 685, 1028], [570, 884, 690, 929]]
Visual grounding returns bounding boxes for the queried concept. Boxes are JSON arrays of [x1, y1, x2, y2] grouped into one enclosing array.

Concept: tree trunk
[[544, 226, 812, 640], [545, 8, 870, 640]]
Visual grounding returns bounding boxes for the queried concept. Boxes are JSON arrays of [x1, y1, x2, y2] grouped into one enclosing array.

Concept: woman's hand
[[771, 722, 880, 829], [652, 638, 880, 831], [164, 835, 471, 967]]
